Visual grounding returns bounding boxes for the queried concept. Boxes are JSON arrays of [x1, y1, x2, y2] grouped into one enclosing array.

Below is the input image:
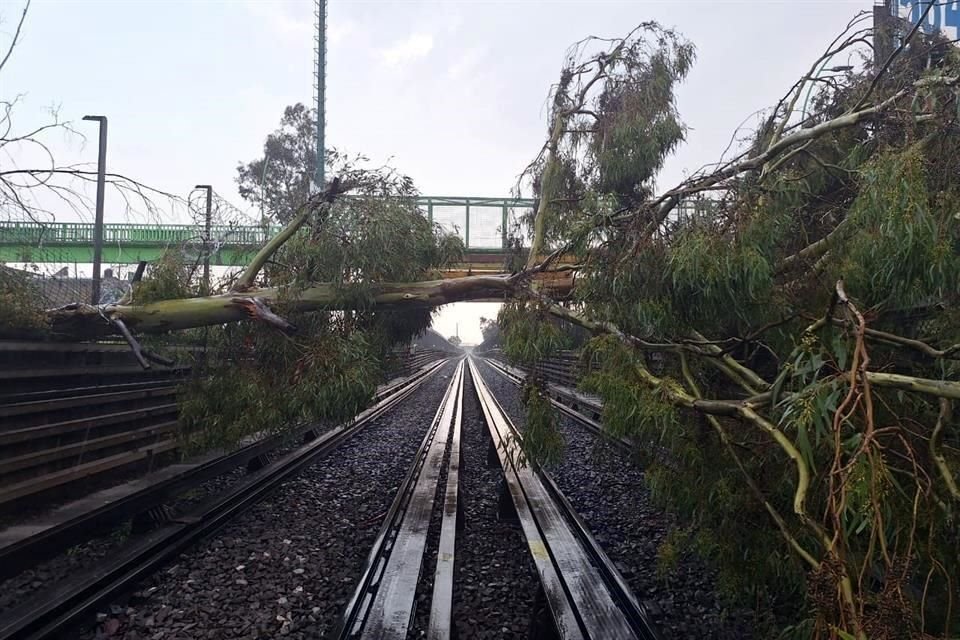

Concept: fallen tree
[[4, 9, 959, 638], [48, 274, 517, 338], [491, 13, 959, 640]]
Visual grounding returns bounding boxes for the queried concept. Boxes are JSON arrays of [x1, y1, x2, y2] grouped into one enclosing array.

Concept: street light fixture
[[194, 184, 213, 295], [82, 115, 107, 305]]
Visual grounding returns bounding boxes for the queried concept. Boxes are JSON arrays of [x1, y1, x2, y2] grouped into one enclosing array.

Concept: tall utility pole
[[313, 0, 326, 190], [82, 115, 107, 305], [873, 0, 895, 66], [195, 185, 213, 295]]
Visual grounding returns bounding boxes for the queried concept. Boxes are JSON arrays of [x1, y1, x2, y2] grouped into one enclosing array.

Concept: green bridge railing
[[0, 196, 537, 265], [0, 221, 278, 247]]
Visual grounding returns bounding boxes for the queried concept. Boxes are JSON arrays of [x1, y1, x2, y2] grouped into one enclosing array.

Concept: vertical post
[[501, 205, 508, 249], [82, 115, 107, 305], [314, 0, 326, 190], [195, 185, 213, 295], [464, 200, 471, 250], [259, 158, 271, 231], [873, 0, 894, 66], [427, 201, 434, 224]]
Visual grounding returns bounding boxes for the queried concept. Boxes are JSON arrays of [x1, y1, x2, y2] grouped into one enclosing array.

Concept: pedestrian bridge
[[0, 196, 536, 274]]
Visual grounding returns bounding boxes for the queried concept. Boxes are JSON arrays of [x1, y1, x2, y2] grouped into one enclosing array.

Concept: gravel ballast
[[0, 373, 438, 616], [473, 358, 757, 639], [7, 356, 759, 638], [448, 365, 539, 639], [66, 360, 459, 640]]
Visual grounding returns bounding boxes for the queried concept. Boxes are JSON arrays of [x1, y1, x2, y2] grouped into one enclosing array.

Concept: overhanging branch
[[233, 177, 351, 291]]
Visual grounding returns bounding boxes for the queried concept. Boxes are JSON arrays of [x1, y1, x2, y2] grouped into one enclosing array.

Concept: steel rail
[[480, 357, 631, 450], [482, 357, 675, 471], [0, 358, 451, 640], [467, 357, 660, 640], [426, 357, 464, 640], [335, 360, 464, 640]]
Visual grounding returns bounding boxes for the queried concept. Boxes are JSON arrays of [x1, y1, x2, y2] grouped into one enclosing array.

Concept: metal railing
[[0, 196, 537, 255], [0, 221, 278, 247]]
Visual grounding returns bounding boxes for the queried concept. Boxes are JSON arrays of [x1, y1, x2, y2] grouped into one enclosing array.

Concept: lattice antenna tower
[[313, 0, 327, 190]]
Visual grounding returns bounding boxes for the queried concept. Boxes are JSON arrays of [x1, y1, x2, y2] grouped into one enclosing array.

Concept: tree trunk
[[48, 275, 520, 339]]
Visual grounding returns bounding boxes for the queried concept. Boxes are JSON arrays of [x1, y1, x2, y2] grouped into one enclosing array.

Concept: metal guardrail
[[0, 221, 276, 248], [0, 341, 191, 509], [0, 358, 451, 640], [0, 196, 538, 259], [0, 341, 452, 512]]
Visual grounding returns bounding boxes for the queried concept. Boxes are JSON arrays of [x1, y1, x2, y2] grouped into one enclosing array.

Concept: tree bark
[[47, 275, 518, 338]]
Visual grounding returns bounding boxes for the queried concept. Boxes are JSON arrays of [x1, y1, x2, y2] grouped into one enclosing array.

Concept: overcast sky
[[3, 0, 883, 343]]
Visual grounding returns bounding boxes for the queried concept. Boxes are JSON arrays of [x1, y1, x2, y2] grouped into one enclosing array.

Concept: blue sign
[[897, 1, 960, 39]]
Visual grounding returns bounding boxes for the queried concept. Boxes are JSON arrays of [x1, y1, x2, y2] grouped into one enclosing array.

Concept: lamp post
[[195, 184, 212, 295], [82, 115, 107, 305]]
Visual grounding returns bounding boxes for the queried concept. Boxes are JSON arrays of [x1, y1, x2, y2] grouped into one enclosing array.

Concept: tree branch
[[778, 218, 850, 274], [680, 352, 820, 569], [689, 330, 770, 392], [231, 297, 296, 333], [639, 73, 958, 234], [233, 177, 350, 291], [930, 399, 959, 500], [0, 0, 30, 74], [851, 0, 936, 112]]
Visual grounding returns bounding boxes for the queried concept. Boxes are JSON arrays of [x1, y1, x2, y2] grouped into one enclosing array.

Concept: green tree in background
[[236, 103, 319, 224]]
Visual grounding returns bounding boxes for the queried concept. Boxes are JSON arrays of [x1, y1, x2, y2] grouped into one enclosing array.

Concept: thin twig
[[0, 0, 30, 74]]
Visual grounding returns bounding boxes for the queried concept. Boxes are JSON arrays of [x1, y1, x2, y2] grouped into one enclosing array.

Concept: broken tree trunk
[[46, 274, 520, 339]]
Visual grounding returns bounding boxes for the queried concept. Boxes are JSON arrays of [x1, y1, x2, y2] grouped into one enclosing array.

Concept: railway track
[[473, 357, 755, 638], [336, 356, 659, 640], [0, 377, 183, 511], [0, 359, 449, 640], [335, 360, 466, 639], [1, 353, 677, 639], [0, 342, 454, 519], [0, 355, 451, 584], [481, 356, 678, 471], [480, 357, 625, 449]]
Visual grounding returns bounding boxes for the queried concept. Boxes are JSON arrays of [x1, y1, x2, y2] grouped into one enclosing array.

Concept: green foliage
[[495, 301, 570, 465], [521, 27, 960, 633], [180, 162, 457, 454], [0, 266, 45, 334], [655, 527, 689, 578], [590, 31, 695, 202], [518, 381, 564, 466], [478, 316, 500, 350], [580, 335, 679, 443], [666, 224, 774, 329], [133, 250, 197, 303], [498, 301, 570, 367], [578, 335, 809, 617], [838, 145, 960, 308], [527, 23, 696, 253], [236, 103, 319, 224], [270, 198, 462, 293], [179, 327, 381, 454]]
